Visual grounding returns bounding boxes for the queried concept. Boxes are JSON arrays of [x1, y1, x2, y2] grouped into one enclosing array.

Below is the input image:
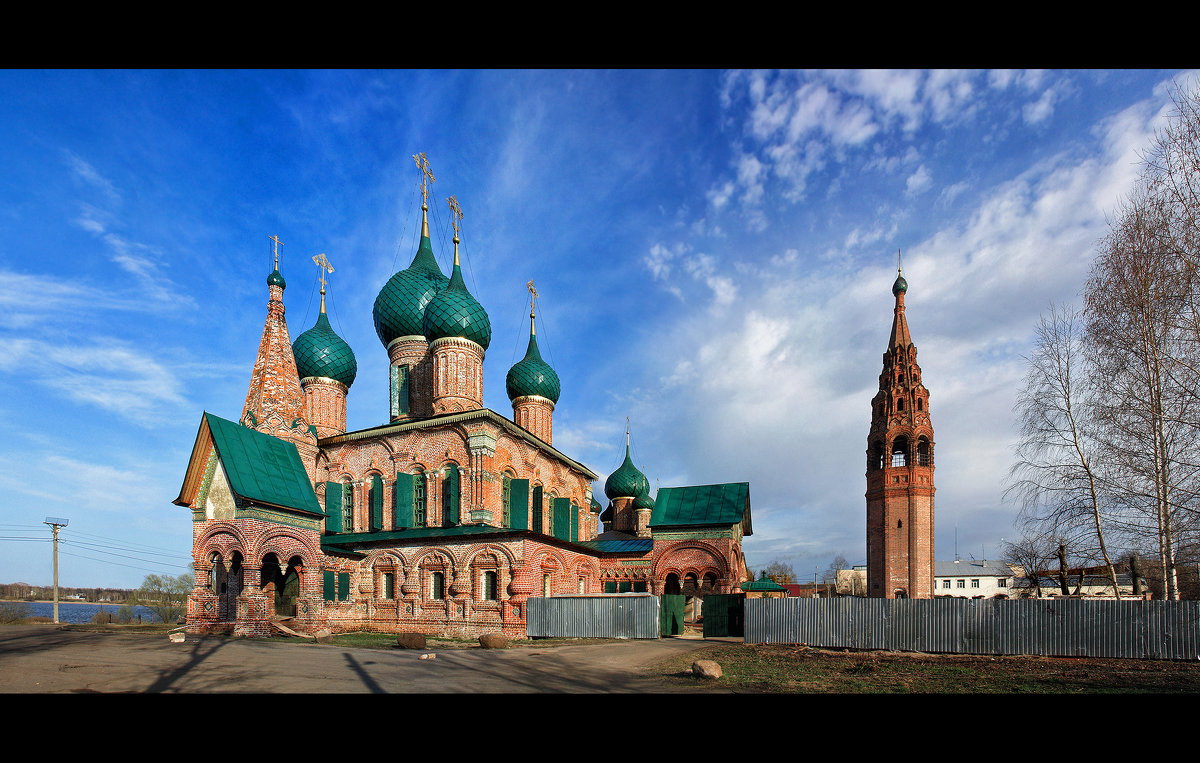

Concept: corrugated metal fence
[[745, 597, 1200, 659], [526, 594, 660, 639]]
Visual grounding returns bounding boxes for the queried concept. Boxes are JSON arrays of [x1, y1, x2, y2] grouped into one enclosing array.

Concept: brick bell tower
[[865, 258, 935, 599]]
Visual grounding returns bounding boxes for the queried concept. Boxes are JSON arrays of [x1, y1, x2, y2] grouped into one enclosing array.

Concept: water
[[8, 600, 164, 624]]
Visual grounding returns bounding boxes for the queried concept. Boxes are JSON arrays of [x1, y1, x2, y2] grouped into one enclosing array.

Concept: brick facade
[[179, 240, 751, 638], [865, 273, 935, 598]]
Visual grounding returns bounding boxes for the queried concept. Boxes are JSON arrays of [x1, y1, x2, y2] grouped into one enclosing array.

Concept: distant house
[[1011, 571, 1138, 599], [933, 559, 1015, 599]]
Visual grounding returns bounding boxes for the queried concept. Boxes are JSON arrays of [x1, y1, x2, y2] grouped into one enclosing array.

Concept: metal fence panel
[[745, 598, 1200, 660], [525, 595, 660, 639]]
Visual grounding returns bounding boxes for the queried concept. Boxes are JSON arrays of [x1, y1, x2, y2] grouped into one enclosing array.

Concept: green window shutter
[[532, 487, 544, 534], [553, 497, 570, 541], [394, 472, 415, 529], [444, 464, 460, 526], [323, 570, 335, 601], [510, 479, 529, 530], [324, 482, 343, 533], [570, 503, 579, 543], [604, 581, 617, 594], [390, 365, 410, 418], [370, 474, 383, 531], [337, 572, 350, 602]]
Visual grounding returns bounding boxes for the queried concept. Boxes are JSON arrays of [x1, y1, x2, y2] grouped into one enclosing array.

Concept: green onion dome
[[293, 311, 357, 388], [604, 443, 649, 500], [372, 233, 449, 347], [632, 486, 655, 511], [267, 269, 286, 289], [590, 496, 602, 514], [506, 329, 560, 403], [892, 273, 908, 296], [423, 260, 491, 350]]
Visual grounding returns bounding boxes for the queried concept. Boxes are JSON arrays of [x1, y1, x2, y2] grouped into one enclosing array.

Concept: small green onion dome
[[604, 444, 649, 500], [892, 273, 908, 296], [632, 486, 655, 511], [423, 261, 491, 350], [267, 269, 286, 289], [293, 311, 357, 388], [506, 330, 560, 403], [373, 234, 449, 347], [590, 496, 602, 514]]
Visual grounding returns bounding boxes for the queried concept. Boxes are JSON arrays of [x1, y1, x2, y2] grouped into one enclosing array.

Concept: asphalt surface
[[0, 625, 724, 693]]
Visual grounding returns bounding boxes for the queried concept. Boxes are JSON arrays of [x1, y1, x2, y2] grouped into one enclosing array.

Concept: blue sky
[[0, 69, 1191, 589]]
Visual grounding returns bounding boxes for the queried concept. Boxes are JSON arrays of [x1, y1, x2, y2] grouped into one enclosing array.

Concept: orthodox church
[[174, 158, 752, 638]]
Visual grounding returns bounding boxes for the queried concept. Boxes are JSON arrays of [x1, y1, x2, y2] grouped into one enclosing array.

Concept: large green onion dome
[[372, 232, 449, 347], [604, 443, 649, 500], [506, 322, 560, 403], [293, 310, 357, 388], [423, 259, 491, 350]]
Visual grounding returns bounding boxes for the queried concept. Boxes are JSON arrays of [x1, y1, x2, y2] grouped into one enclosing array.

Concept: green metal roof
[[740, 572, 787, 592], [423, 261, 492, 349], [649, 482, 750, 528], [372, 234, 449, 347], [576, 538, 653, 554], [322, 524, 517, 550], [293, 311, 357, 387], [505, 331, 560, 403], [204, 413, 322, 516]]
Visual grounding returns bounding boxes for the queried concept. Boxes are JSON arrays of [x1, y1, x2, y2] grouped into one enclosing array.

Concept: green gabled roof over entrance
[[740, 572, 787, 592], [649, 482, 751, 530], [204, 412, 322, 516]]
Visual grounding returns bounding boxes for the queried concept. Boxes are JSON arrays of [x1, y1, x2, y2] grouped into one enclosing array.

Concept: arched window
[[483, 570, 498, 601], [891, 437, 908, 468], [897, 397, 905, 411], [869, 441, 885, 471], [442, 463, 460, 527], [917, 437, 933, 466], [430, 571, 445, 600], [341, 479, 354, 532], [542, 573, 551, 597]]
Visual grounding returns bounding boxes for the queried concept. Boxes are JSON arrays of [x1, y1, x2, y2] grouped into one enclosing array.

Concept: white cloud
[[906, 164, 933, 196]]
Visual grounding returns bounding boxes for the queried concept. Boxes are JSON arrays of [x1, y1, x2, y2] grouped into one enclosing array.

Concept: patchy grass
[[652, 643, 1200, 693]]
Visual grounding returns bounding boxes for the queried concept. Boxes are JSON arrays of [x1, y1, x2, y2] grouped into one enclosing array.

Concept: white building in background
[[934, 559, 1015, 599]]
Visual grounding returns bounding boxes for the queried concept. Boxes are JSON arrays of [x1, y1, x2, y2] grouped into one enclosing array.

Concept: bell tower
[[865, 256, 935, 599]]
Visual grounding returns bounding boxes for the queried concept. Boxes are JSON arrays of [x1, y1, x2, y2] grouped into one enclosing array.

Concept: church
[[173, 157, 753, 638]]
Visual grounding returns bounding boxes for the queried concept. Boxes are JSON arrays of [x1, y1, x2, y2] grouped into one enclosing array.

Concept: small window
[[483, 570, 498, 601], [382, 572, 395, 599], [971, 579, 980, 588], [413, 474, 426, 527], [998, 578, 1007, 588], [578, 578, 585, 594], [501, 475, 512, 528], [942, 580, 951, 589], [542, 573, 551, 597], [341, 479, 354, 532], [956, 579, 965, 589], [633, 581, 647, 593], [431, 571, 444, 600]]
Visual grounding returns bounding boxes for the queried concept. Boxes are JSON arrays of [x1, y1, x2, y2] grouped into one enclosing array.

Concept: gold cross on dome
[[447, 194, 463, 240], [312, 253, 334, 292], [269, 234, 284, 270], [413, 152, 435, 205], [527, 280, 539, 303]]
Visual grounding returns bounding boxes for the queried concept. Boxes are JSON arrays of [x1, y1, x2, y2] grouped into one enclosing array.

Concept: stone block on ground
[[692, 659, 722, 679], [396, 632, 427, 649], [479, 633, 508, 649]]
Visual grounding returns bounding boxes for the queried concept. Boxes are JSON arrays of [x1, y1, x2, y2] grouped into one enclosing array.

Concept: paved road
[[0, 625, 725, 693]]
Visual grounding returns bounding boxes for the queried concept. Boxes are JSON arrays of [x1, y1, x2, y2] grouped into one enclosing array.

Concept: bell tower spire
[[865, 253, 934, 599]]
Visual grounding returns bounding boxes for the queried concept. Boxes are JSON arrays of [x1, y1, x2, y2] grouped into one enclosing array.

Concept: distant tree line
[[1006, 83, 1200, 600], [0, 582, 136, 603]]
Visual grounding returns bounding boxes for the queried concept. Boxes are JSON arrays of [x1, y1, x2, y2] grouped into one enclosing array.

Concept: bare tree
[[1005, 304, 1122, 598], [761, 560, 796, 586]]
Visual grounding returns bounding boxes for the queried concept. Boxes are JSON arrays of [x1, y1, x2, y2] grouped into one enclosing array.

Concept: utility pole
[[44, 517, 69, 624]]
